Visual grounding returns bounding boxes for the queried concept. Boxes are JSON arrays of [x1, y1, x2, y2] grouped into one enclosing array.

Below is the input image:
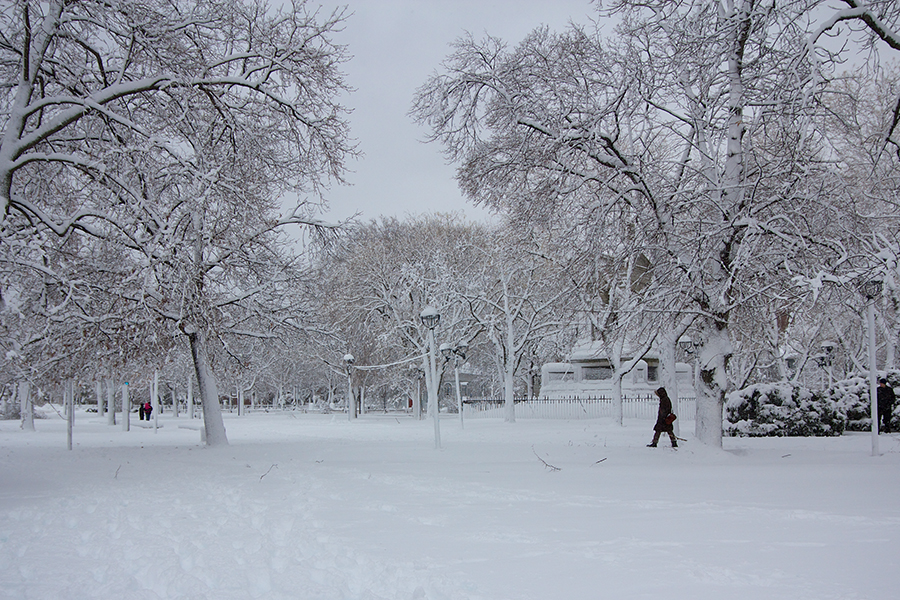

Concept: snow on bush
[[725, 383, 846, 437], [824, 371, 900, 432]]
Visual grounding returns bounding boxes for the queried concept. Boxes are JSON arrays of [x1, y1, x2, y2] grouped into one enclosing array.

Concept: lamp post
[[861, 279, 882, 456], [344, 353, 355, 421], [815, 341, 836, 387], [420, 307, 441, 449], [442, 341, 468, 429]]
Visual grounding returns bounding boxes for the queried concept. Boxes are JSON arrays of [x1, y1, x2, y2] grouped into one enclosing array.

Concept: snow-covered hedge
[[725, 383, 845, 437], [824, 371, 900, 432]]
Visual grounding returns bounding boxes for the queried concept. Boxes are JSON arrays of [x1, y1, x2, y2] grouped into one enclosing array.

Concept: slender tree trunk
[[503, 304, 517, 423], [187, 373, 194, 419], [612, 375, 624, 426], [186, 328, 228, 446], [95, 380, 104, 416], [121, 382, 130, 431], [106, 378, 116, 425], [152, 369, 159, 432]]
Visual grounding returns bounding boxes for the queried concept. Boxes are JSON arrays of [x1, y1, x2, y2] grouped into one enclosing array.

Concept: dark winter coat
[[878, 384, 896, 412], [653, 391, 674, 433]]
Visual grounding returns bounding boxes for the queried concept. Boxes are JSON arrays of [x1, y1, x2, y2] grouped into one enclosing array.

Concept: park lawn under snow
[[1, 411, 898, 600]]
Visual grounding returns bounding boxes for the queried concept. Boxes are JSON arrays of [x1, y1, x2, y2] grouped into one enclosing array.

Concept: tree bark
[[186, 328, 228, 446], [19, 380, 34, 431]]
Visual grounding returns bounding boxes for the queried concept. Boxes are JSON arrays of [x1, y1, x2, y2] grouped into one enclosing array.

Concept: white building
[[540, 341, 694, 399]]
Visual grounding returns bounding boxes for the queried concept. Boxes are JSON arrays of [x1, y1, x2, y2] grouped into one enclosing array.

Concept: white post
[[415, 376, 422, 420], [867, 301, 880, 456], [173, 379, 179, 418], [347, 371, 354, 420], [106, 378, 116, 425], [454, 363, 463, 429], [153, 370, 159, 432], [121, 382, 130, 431], [427, 327, 441, 449], [66, 380, 74, 451]]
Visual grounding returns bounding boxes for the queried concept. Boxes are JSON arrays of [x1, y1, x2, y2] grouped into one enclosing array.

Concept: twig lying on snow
[[532, 445, 560, 471], [593, 458, 608, 465], [259, 464, 278, 481]]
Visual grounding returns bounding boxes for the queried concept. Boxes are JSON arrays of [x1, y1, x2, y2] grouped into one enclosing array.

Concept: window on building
[[582, 365, 613, 381], [647, 364, 659, 382], [548, 370, 575, 382]]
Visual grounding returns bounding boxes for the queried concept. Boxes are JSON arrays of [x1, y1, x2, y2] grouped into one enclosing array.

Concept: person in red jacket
[[143, 400, 153, 421], [647, 387, 677, 448]]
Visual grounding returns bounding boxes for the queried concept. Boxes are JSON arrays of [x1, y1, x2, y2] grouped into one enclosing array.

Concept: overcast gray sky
[[307, 0, 598, 224]]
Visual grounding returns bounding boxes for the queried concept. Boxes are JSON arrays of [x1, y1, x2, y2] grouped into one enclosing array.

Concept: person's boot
[[647, 443, 657, 447]]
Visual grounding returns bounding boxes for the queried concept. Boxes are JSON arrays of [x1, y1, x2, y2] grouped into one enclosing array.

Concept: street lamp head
[[439, 342, 452, 359], [420, 306, 441, 330], [860, 279, 883, 300], [343, 353, 354, 365], [455, 342, 468, 360]]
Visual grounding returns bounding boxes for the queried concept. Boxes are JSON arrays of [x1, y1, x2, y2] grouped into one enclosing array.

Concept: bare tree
[[413, 5, 850, 446], [0, 0, 356, 445]]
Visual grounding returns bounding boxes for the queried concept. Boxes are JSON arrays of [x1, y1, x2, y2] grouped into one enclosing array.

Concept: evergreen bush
[[725, 383, 846, 437], [824, 371, 900, 432]]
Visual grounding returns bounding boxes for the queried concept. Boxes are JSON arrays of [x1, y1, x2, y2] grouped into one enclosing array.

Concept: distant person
[[877, 378, 895, 433], [143, 400, 153, 422], [648, 386, 677, 448], [138, 401, 145, 420]]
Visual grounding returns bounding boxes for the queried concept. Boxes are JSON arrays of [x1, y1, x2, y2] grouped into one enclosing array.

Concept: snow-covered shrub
[[725, 383, 845, 437], [824, 371, 900, 432], [0, 399, 20, 420]]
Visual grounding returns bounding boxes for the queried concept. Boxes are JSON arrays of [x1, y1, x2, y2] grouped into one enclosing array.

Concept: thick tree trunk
[[503, 361, 516, 423], [19, 380, 34, 431], [186, 328, 228, 446], [694, 323, 731, 447]]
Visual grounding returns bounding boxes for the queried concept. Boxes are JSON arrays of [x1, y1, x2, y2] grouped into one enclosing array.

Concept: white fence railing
[[462, 396, 696, 421]]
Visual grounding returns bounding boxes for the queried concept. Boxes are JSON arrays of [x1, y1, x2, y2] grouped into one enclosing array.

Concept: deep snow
[[1, 410, 898, 600]]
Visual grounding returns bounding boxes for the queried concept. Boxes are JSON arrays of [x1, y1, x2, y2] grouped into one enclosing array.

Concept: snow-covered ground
[[1, 410, 898, 600]]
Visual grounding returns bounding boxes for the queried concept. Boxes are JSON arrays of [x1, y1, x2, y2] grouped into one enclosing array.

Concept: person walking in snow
[[648, 386, 677, 448], [877, 378, 895, 433], [138, 401, 145, 420], [143, 400, 153, 422]]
